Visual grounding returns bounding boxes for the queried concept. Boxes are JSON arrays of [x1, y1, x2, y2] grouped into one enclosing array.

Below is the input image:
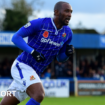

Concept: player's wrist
[[31, 49, 34, 54], [31, 50, 45, 62], [65, 45, 74, 56]]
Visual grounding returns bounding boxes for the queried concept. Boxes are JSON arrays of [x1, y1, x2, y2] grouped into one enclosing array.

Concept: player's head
[[54, 1, 73, 25]]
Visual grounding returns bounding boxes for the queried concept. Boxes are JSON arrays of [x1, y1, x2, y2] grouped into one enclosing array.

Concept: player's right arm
[[12, 18, 45, 62]]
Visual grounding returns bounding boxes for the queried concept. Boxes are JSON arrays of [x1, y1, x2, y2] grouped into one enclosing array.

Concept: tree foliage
[[72, 28, 99, 34], [70, 21, 99, 34], [12, 0, 33, 17], [2, 0, 39, 31], [3, 9, 27, 31]]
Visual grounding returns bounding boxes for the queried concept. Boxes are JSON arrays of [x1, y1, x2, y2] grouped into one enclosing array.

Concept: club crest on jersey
[[62, 33, 66, 38], [43, 31, 49, 38], [30, 75, 35, 80]]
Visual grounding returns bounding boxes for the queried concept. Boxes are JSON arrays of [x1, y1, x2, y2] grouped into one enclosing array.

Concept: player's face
[[59, 3, 73, 25]]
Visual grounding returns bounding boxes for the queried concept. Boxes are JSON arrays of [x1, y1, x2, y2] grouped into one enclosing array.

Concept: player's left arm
[[56, 31, 74, 62]]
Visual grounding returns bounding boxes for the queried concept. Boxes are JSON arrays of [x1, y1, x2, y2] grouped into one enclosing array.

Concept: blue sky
[[31, 0, 105, 34], [35, 0, 105, 13], [0, 0, 105, 34]]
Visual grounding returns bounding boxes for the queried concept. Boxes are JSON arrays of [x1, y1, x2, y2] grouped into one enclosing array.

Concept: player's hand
[[65, 44, 75, 56], [31, 50, 45, 62]]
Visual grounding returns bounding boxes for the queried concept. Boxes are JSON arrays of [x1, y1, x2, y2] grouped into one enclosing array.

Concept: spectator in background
[[92, 69, 100, 79], [44, 68, 51, 79], [99, 65, 105, 78], [64, 60, 73, 77], [64, 65, 73, 77], [96, 52, 103, 68], [0, 58, 14, 78], [40, 73, 45, 79], [90, 58, 95, 70], [88, 67, 94, 77], [2, 65, 10, 77], [0, 63, 2, 77], [76, 66, 80, 77], [92, 60, 99, 74], [79, 60, 88, 77], [55, 62, 65, 78]]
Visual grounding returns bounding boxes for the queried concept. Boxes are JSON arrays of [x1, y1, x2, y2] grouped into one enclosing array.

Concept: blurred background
[[0, 0, 105, 100]]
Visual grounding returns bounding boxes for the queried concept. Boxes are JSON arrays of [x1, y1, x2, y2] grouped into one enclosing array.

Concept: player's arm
[[56, 33, 74, 62], [12, 18, 45, 62], [12, 19, 40, 53]]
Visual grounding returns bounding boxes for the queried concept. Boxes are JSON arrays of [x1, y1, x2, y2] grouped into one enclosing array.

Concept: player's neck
[[53, 17, 63, 29]]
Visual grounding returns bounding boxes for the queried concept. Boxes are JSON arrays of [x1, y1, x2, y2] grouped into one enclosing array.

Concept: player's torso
[[17, 18, 70, 74], [28, 18, 69, 57]]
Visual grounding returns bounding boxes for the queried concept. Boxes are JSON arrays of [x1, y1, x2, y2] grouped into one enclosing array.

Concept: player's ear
[[54, 10, 59, 16]]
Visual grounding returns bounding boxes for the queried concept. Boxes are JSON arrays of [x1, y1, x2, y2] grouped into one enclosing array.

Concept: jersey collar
[[51, 18, 63, 35]]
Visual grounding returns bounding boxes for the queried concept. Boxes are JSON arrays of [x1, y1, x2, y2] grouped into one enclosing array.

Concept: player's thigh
[[0, 94, 20, 105], [26, 82, 45, 96], [11, 60, 44, 102], [26, 82, 45, 102]]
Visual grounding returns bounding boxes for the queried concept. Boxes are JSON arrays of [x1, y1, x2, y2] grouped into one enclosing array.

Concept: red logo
[[43, 31, 49, 38], [30, 75, 35, 80]]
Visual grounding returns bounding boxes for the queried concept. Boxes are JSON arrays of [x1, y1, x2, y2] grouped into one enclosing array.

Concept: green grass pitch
[[0, 96, 105, 105]]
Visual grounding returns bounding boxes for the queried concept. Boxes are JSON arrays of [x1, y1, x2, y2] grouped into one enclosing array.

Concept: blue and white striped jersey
[[15, 18, 72, 75]]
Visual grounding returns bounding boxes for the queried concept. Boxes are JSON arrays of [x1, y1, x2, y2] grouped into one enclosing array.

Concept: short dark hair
[[54, 1, 69, 11]]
